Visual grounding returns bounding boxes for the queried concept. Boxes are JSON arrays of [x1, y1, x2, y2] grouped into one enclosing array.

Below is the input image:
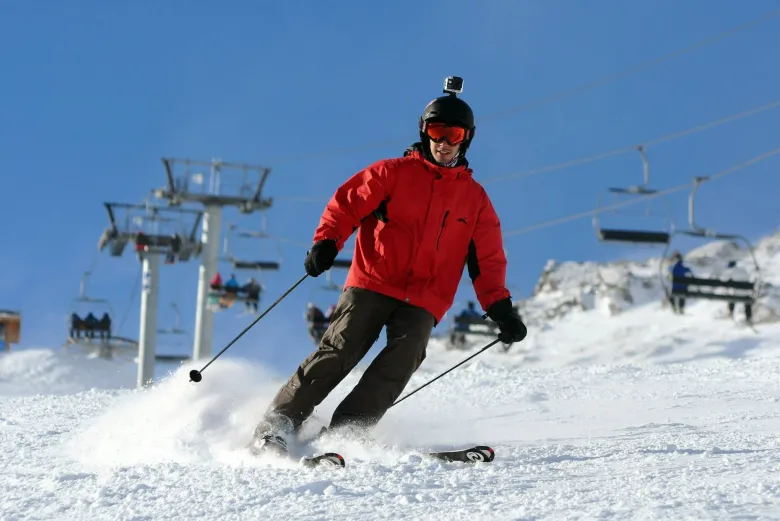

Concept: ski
[[301, 452, 346, 468], [427, 445, 495, 463]]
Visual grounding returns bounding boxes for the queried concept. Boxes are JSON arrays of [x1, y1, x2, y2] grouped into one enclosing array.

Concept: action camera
[[443, 76, 464, 95]]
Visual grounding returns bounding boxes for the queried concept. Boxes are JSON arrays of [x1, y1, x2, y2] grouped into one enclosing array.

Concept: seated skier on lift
[[209, 272, 223, 290], [723, 260, 753, 324], [305, 303, 328, 345], [668, 253, 693, 315], [220, 274, 241, 308], [450, 301, 483, 347], [70, 313, 84, 338], [242, 277, 262, 313], [84, 312, 98, 338], [97, 313, 112, 339], [224, 274, 240, 294], [456, 301, 482, 325], [325, 304, 337, 322]]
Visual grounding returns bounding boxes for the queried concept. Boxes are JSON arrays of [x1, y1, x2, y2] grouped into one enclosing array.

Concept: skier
[[723, 260, 753, 324], [250, 78, 527, 456], [224, 274, 240, 294], [97, 313, 112, 339], [449, 301, 483, 349], [325, 304, 337, 322], [668, 253, 693, 314], [305, 303, 328, 345], [84, 312, 98, 339], [209, 272, 223, 290], [220, 274, 240, 309], [242, 277, 262, 313], [69, 313, 84, 339], [456, 301, 482, 324]]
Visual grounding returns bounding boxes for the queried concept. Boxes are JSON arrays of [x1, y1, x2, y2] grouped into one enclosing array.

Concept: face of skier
[[429, 137, 461, 164], [424, 122, 466, 165]]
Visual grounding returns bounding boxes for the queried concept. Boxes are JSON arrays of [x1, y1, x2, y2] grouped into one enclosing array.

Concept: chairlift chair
[[65, 294, 138, 359], [323, 258, 352, 291], [593, 146, 675, 245], [67, 271, 115, 338], [209, 221, 283, 308], [222, 220, 283, 272], [659, 176, 762, 304], [155, 302, 192, 362]]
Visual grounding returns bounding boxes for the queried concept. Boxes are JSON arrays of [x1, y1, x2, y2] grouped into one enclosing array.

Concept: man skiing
[[250, 78, 527, 456]]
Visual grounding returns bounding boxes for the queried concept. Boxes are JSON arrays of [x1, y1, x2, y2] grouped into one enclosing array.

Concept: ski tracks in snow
[[4, 354, 780, 519]]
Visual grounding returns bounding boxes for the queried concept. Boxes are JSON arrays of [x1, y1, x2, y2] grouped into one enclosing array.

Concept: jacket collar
[[403, 142, 472, 180]]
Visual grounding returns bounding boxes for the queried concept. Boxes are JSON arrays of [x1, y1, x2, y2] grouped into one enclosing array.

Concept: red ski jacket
[[313, 147, 511, 323]]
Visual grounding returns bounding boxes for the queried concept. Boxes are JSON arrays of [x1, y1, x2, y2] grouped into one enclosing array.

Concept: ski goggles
[[423, 122, 468, 145]]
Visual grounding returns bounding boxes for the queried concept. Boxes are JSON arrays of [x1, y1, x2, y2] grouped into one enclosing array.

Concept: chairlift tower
[[154, 157, 273, 361], [97, 200, 204, 387]]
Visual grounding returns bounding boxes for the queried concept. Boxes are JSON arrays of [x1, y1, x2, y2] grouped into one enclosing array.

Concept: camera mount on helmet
[[443, 76, 464, 97]]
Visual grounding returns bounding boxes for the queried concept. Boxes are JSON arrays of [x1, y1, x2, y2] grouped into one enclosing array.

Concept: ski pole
[[390, 338, 502, 408], [189, 274, 309, 383]]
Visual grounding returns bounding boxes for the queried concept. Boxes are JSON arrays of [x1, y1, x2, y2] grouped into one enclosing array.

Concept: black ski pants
[[258, 287, 435, 434]]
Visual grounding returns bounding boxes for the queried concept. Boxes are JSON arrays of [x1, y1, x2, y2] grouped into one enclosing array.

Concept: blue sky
[[2, 1, 779, 373]]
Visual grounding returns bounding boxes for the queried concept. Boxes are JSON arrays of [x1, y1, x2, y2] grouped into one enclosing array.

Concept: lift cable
[[501, 144, 780, 238], [264, 8, 780, 165], [482, 97, 780, 185], [276, 96, 780, 203]]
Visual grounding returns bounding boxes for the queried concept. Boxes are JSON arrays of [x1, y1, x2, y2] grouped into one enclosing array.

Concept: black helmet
[[419, 95, 475, 130], [418, 94, 476, 159]]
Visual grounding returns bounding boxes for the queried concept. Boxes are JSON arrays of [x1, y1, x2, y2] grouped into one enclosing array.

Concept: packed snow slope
[[2, 230, 780, 520]]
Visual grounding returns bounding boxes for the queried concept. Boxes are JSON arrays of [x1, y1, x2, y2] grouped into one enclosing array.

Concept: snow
[[3, 231, 780, 519]]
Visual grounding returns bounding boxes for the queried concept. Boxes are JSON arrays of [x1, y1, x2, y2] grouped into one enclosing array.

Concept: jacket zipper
[[436, 210, 450, 250]]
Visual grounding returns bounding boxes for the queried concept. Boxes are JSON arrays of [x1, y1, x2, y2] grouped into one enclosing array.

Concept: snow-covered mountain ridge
[[517, 228, 780, 328]]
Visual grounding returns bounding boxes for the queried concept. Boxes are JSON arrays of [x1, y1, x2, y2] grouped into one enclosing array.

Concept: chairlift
[[659, 176, 763, 303], [155, 302, 191, 363], [208, 221, 278, 314], [323, 258, 352, 291], [64, 270, 139, 358], [67, 271, 114, 335], [593, 146, 675, 245], [157, 302, 188, 336], [222, 220, 282, 272]]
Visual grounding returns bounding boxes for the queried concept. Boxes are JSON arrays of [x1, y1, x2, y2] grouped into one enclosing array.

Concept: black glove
[[486, 297, 527, 344], [304, 239, 338, 277]]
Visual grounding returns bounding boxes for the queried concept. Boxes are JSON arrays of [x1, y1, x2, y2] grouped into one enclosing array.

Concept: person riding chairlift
[[723, 259, 753, 324], [224, 274, 240, 294], [668, 252, 693, 315], [449, 301, 483, 348], [325, 304, 337, 322], [209, 272, 223, 290], [306, 303, 328, 345], [242, 277, 262, 313]]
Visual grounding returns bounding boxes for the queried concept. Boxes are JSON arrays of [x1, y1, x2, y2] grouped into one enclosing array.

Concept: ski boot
[[248, 433, 289, 458], [248, 413, 295, 458]]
